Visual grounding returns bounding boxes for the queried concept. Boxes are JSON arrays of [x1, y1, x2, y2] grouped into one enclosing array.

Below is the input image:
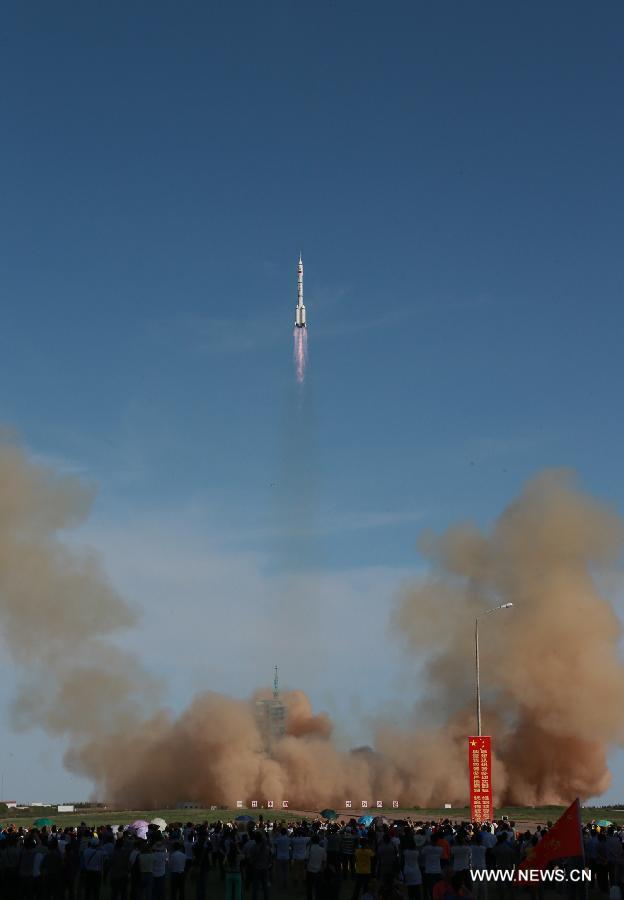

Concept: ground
[[2, 805, 623, 829]]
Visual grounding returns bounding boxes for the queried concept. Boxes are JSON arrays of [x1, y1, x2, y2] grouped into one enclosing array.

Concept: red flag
[[518, 799, 583, 873]]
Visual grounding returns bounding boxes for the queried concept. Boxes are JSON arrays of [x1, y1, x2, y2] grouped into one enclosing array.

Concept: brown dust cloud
[[1, 435, 623, 808]]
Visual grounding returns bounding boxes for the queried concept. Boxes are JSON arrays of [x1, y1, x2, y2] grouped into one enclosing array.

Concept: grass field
[[2, 804, 623, 828]]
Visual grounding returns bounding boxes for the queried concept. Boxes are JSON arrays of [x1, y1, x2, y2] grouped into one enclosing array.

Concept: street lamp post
[[475, 603, 513, 736]]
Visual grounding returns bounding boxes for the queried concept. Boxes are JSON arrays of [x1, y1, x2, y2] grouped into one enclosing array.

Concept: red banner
[[468, 736, 493, 822]]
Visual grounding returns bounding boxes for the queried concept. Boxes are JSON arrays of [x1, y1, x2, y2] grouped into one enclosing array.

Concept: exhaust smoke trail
[[294, 327, 307, 385]]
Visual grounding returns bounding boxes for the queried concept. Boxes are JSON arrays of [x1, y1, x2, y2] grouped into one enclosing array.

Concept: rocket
[[295, 253, 306, 328]]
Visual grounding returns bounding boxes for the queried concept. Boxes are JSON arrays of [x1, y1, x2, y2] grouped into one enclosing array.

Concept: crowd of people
[[0, 813, 619, 900]]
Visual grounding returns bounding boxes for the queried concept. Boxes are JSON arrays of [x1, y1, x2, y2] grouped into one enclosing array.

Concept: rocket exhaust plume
[[0, 434, 623, 807], [294, 327, 307, 385]]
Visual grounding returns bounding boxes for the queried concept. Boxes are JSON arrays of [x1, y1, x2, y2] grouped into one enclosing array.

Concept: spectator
[[469, 834, 487, 900], [353, 839, 375, 900], [225, 842, 244, 900], [137, 842, 154, 900], [341, 828, 357, 880], [250, 832, 271, 900], [451, 833, 472, 887], [170, 842, 188, 900], [421, 836, 444, 899], [377, 834, 398, 883], [108, 839, 131, 900], [487, 835, 517, 900], [41, 838, 64, 900], [306, 835, 327, 900], [19, 836, 38, 900], [292, 829, 311, 887], [432, 866, 454, 900], [152, 839, 168, 900], [273, 827, 291, 891], [402, 833, 423, 900], [82, 837, 106, 900]]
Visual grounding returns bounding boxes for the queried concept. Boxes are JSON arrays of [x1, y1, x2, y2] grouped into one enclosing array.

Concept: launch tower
[[255, 666, 287, 755]]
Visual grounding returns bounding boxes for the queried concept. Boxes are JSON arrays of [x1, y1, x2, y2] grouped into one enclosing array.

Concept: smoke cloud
[[0, 438, 160, 744], [392, 469, 624, 804], [0, 435, 623, 808]]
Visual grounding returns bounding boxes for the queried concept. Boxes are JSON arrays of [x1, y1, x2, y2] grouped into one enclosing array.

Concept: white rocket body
[[295, 254, 306, 327]]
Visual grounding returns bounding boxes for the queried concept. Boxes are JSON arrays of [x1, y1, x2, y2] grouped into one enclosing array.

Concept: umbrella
[[150, 817, 167, 831], [321, 809, 338, 820], [33, 818, 54, 828], [373, 816, 391, 826], [128, 819, 149, 839], [358, 815, 374, 827], [597, 820, 613, 827], [235, 815, 254, 823]]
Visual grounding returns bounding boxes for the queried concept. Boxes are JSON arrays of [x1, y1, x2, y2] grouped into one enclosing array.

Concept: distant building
[[0, 801, 17, 809], [255, 666, 286, 755]]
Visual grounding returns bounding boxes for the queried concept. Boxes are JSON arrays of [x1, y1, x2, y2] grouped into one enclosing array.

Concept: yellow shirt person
[[355, 845, 375, 875]]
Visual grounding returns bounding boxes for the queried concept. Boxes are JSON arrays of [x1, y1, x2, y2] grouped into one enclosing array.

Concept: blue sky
[[0, 1, 623, 803]]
